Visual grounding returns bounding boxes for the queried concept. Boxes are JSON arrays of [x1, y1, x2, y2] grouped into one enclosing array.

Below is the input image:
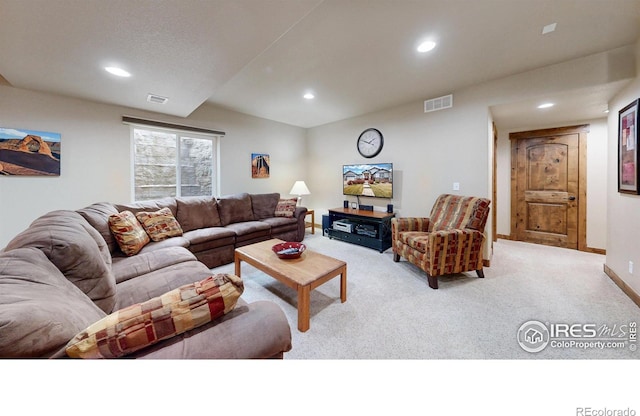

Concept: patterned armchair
[[392, 194, 491, 289]]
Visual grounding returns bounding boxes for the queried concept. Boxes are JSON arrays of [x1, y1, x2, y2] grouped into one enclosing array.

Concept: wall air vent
[[424, 94, 453, 113], [147, 94, 169, 104]]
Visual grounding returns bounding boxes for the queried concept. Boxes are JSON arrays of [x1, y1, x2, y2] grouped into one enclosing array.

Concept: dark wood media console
[[327, 207, 395, 253]]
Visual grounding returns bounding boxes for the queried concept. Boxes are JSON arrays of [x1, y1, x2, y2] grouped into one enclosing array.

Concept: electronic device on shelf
[[355, 224, 377, 238], [332, 219, 355, 233], [327, 208, 395, 253]]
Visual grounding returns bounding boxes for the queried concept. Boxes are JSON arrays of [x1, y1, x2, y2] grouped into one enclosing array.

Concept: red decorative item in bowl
[[272, 242, 306, 259]]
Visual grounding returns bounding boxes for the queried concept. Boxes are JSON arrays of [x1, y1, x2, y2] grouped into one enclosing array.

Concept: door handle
[[568, 196, 576, 201]]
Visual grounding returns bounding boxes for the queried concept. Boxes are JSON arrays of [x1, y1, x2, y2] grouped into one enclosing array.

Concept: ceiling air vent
[[424, 94, 453, 113], [147, 94, 169, 104]]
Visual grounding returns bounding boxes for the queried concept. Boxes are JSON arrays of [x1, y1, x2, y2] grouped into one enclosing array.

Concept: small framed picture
[[618, 99, 639, 194], [251, 153, 269, 179], [351, 202, 357, 209]]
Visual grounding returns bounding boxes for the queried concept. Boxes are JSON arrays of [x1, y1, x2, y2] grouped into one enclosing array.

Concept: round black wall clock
[[357, 128, 383, 158]]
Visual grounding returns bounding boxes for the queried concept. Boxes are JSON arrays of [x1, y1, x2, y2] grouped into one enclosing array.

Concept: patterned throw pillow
[[274, 198, 297, 218], [135, 207, 183, 242], [108, 210, 150, 256], [65, 273, 244, 358]]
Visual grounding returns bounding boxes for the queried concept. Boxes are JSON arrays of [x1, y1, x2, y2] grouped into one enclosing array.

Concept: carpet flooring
[[213, 232, 640, 359]]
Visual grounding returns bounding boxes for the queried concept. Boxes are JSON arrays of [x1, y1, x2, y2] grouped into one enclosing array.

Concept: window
[[131, 127, 219, 201]]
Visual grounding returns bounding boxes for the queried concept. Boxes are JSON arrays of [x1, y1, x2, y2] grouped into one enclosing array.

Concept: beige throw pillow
[[108, 210, 150, 256], [274, 198, 297, 218], [135, 207, 183, 242]]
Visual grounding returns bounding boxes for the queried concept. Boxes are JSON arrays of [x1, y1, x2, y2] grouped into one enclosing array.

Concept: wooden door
[[510, 125, 588, 250]]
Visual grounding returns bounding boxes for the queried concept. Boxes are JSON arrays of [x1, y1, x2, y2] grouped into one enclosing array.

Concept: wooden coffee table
[[234, 238, 347, 332]]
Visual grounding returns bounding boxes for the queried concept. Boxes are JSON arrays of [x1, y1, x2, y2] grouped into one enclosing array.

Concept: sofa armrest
[[293, 206, 308, 219], [391, 217, 430, 239], [132, 299, 292, 359], [425, 228, 486, 274]]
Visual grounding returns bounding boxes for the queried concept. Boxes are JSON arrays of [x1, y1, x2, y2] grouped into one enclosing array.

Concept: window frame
[[128, 122, 222, 202]]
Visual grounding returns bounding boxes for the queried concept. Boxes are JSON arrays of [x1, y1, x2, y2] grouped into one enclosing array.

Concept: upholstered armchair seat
[[392, 194, 491, 289]]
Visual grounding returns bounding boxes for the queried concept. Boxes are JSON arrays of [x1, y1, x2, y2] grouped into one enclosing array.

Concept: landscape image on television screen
[[342, 163, 393, 198]]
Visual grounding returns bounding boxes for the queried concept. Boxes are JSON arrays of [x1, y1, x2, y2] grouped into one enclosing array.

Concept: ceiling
[[1, 0, 639, 129]]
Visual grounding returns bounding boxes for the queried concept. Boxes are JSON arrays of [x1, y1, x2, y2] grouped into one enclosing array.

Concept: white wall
[[0, 46, 633, 261], [0, 86, 131, 248], [606, 39, 640, 295], [187, 104, 307, 196], [495, 118, 609, 250], [0, 85, 306, 248], [305, 89, 491, 229], [485, 46, 636, 252], [304, 48, 634, 259]]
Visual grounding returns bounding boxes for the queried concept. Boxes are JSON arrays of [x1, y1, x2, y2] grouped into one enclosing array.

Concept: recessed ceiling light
[[105, 66, 131, 77], [538, 103, 554, 109], [417, 40, 437, 53], [303, 93, 315, 100]]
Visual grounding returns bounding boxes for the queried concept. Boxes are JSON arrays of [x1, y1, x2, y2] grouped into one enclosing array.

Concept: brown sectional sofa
[[0, 192, 306, 359], [83, 192, 307, 269]]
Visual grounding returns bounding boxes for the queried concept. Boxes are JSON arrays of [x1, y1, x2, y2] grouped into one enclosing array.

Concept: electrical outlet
[[453, 182, 460, 191], [630, 261, 634, 274]]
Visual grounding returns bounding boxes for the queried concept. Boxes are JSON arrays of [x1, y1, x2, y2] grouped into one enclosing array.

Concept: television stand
[[327, 207, 395, 253]]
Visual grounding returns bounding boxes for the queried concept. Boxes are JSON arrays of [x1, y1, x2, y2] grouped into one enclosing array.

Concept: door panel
[[513, 132, 580, 249]]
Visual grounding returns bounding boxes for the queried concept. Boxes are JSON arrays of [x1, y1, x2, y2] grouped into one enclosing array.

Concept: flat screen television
[[342, 162, 393, 198]]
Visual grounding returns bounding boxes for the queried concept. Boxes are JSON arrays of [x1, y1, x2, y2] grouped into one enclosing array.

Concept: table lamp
[[289, 180, 310, 206]]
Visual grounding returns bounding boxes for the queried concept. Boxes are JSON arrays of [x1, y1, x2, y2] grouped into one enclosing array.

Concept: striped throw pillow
[[65, 273, 244, 358], [135, 207, 183, 242]]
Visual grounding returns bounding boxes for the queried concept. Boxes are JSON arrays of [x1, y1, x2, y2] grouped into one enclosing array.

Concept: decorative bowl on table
[[272, 242, 306, 259]]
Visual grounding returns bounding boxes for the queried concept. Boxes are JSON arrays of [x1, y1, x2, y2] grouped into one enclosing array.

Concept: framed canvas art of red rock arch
[[0, 127, 60, 176]]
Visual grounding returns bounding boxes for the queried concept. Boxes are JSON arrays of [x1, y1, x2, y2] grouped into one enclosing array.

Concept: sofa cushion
[[250, 193, 280, 220], [224, 221, 271, 239], [115, 197, 178, 218], [4, 210, 117, 314], [137, 236, 190, 254], [111, 246, 198, 284], [398, 231, 430, 252], [65, 273, 244, 358], [176, 195, 221, 231], [132, 299, 293, 359], [114, 258, 216, 309], [135, 207, 183, 242], [0, 248, 106, 358], [260, 216, 298, 232], [217, 192, 254, 225], [274, 197, 298, 218], [182, 226, 236, 246], [77, 202, 120, 254], [109, 210, 150, 256]]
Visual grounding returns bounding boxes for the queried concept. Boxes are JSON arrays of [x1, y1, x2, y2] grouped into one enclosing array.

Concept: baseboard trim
[[497, 234, 606, 255], [603, 264, 640, 308], [586, 246, 606, 255]]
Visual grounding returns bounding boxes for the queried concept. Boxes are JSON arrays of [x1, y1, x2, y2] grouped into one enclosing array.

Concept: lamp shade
[[289, 181, 310, 196]]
